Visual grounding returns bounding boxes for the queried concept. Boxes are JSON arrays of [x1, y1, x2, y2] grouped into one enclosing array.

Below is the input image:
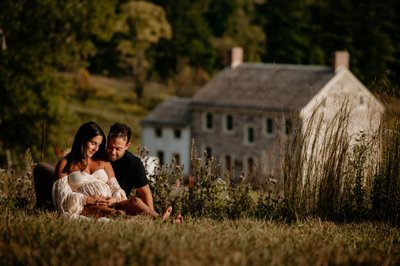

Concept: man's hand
[[106, 197, 118, 207]]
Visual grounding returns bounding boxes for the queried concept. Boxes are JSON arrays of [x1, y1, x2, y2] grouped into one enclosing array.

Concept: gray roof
[[141, 97, 191, 127], [192, 63, 334, 112]]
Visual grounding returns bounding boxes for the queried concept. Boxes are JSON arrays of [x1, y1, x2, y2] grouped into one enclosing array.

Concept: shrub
[[0, 149, 35, 210]]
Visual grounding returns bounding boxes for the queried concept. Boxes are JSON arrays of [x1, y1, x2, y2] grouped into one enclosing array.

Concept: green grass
[[1, 208, 399, 266]]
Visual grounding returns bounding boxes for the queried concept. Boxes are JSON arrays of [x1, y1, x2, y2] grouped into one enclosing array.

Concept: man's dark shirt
[[110, 151, 148, 197]]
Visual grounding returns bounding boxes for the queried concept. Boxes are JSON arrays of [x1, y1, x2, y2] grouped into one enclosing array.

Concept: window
[[173, 153, 180, 165], [225, 114, 233, 131], [205, 146, 212, 160], [247, 126, 255, 143], [285, 119, 292, 135], [266, 118, 274, 134], [247, 157, 256, 176], [155, 128, 162, 138], [225, 155, 232, 172], [157, 151, 164, 165], [206, 113, 213, 129], [174, 129, 181, 138], [359, 96, 364, 105]]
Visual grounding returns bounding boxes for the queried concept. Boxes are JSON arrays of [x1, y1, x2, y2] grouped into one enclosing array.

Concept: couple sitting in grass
[[34, 122, 182, 223]]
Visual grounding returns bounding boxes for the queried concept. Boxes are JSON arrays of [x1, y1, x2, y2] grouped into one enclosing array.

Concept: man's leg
[[33, 162, 56, 210]]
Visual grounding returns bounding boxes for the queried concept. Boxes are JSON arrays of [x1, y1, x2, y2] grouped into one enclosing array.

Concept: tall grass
[[283, 102, 358, 220], [1, 99, 400, 224], [283, 97, 400, 224], [373, 110, 400, 224]]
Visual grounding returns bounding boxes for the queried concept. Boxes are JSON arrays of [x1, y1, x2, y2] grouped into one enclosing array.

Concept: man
[[33, 122, 154, 211], [106, 123, 154, 210]]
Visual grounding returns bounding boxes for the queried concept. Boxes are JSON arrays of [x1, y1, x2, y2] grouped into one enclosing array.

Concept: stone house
[[141, 48, 384, 182], [141, 97, 192, 176]]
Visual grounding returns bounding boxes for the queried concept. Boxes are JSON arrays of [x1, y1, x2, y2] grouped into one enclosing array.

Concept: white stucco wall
[[298, 67, 385, 183], [300, 67, 384, 140], [141, 126, 191, 176]]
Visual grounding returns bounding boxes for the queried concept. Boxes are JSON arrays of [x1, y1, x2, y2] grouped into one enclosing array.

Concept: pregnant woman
[[53, 121, 172, 220]]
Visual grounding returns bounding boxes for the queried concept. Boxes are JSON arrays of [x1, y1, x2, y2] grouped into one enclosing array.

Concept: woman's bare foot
[[162, 206, 173, 222]]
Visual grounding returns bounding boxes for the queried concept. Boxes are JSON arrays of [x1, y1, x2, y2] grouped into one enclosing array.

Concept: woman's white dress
[[52, 169, 127, 217]]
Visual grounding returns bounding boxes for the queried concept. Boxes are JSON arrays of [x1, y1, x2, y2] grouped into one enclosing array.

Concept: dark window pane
[[174, 129, 181, 138], [157, 151, 164, 165], [205, 147, 212, 159], [267, 118, 273, 133], [173, 153, 180, 165], [225, 155, 232, 171], [285, 120, 292, 135], [248, 127, 255, 143], [155, 128, 162, 137], [226, 115, 233, 130], [206, 113, 213, 129]]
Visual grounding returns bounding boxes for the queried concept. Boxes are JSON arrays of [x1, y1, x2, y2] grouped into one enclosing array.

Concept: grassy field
[[2, 74, 400, 265], [1, 208, 399, 266], [58, 72, 172, 150]]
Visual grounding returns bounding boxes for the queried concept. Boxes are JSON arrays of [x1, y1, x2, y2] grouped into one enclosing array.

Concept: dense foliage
[[0, 0, 117, 162]]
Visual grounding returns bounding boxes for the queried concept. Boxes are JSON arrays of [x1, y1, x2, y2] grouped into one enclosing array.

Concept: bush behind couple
[[34, 122, 182, 223]]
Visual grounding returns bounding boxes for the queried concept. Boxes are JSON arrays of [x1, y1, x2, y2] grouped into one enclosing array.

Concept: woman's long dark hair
[[62, 121, 107, 173]]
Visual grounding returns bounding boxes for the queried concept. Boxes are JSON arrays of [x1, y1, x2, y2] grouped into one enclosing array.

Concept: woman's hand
[[85, 195, 107, 206]]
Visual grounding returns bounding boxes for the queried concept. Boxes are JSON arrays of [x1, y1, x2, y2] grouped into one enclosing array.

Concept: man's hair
[[108, 123, 132, 143]]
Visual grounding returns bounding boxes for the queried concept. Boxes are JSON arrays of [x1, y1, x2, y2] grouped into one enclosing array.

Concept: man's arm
[[136, 185, 154, 211]]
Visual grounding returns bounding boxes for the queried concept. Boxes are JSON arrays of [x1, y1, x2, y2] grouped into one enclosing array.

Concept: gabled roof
[[141, 97, 191, 127], [192, 63, 334, 112]]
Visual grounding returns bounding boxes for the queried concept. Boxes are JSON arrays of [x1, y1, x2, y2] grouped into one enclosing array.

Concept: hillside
[[60, 73, 172, 152]]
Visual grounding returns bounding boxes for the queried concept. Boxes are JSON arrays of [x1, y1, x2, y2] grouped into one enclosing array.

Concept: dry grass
[[2, 76, 400, 264], [1, 208, 399, 266]]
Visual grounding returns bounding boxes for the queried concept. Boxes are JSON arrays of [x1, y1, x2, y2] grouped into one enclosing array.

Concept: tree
[[351, 0, 396, 92], [222, 0, 266, 63], [262, 0, 310, 64], [150, 0, 217, 81], [116, 1, 171, 104], [0, 0, 117, 163], [206, 0, 237, 37]]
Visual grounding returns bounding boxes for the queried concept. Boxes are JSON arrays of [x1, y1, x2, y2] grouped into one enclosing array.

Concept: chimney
[[229, 46, 243, 68], [332, 50, 349, 72]]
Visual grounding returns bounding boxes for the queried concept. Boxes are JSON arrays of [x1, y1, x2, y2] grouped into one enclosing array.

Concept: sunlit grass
[[1, 208, 399, 265], [56, 72, 171, 150]]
